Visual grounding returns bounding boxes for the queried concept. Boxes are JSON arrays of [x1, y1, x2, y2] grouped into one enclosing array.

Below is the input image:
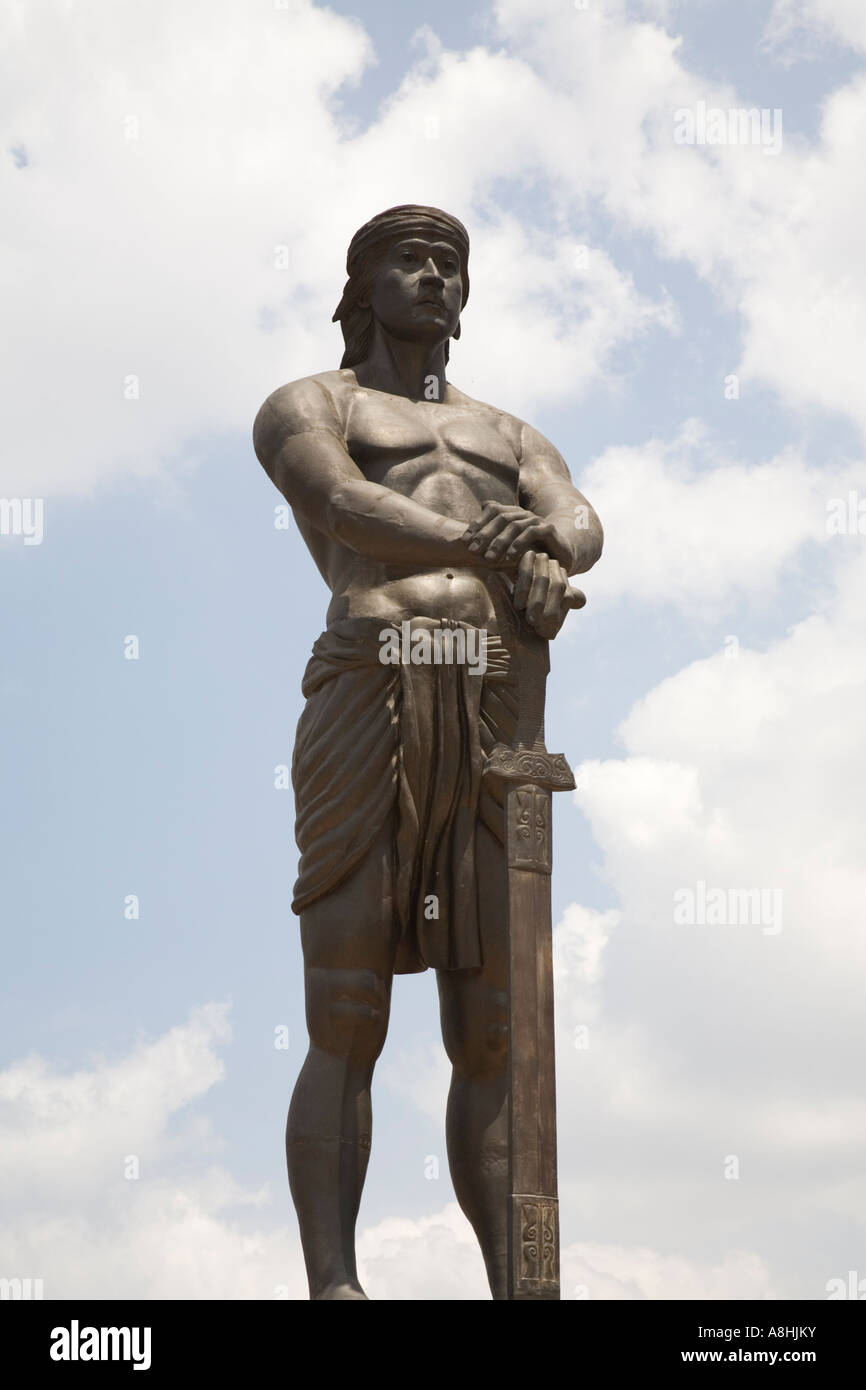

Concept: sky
[[2, 0, 865, 1300]]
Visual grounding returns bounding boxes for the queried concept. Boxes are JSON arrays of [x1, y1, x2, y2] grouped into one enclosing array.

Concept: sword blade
[[505, 824, 560, 1299]]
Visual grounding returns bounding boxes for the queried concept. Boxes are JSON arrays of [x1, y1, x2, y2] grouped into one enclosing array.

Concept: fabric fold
[[291, 616, 517, 973]]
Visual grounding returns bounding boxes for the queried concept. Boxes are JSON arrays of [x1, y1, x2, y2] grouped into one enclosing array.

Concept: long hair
[[334, 247, 380, 369]]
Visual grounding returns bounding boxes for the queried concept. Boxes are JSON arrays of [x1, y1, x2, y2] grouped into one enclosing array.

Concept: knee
[[306, 967, 390, 1064], [441, 980, 508, 1078]]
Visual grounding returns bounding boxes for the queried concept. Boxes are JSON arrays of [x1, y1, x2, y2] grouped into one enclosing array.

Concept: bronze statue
[[253, 205, 603, 1300]]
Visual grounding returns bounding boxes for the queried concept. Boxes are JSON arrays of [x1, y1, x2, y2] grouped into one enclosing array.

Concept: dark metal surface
[[253, 206, 603, 1299], [485, 611, 577, 1300]]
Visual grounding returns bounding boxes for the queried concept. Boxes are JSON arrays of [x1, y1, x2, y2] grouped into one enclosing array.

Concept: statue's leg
[[287, 818, 399, 1301], [436, 821, 509, 1300]]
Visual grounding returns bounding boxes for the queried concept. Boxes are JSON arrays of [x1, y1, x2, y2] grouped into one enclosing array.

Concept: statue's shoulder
[[445, 382, 526, 452], [254, 370, 353, 458], [257, 369, 353, 423]]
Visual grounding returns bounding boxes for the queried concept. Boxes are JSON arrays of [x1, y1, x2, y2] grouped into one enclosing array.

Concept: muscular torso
[[297, 370, 522, 630]]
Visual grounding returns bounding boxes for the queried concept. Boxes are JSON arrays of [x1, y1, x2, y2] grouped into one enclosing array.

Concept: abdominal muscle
[[326, 564, 500, 630]]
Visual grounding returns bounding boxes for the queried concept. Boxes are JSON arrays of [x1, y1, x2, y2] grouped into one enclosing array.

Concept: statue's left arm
[[462, 420, 602, 639], [517, 422, 603, 576], [464, 421, 602, 578]]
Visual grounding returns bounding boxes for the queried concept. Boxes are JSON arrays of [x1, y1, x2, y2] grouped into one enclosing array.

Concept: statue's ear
[[453, 319, 461, 340]]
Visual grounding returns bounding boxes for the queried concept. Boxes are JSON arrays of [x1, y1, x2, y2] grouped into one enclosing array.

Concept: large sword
[[484, 583, 585, 1301]]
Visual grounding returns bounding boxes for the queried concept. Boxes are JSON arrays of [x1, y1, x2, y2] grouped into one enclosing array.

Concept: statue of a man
[[254, 205, 603, 1300]]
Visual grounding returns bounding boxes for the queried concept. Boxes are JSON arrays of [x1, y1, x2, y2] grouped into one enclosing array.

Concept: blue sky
[[2, 0, 865, 1299]]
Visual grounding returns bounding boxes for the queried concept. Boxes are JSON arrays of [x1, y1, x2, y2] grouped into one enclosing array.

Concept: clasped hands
[[461, 501, 583, 640]]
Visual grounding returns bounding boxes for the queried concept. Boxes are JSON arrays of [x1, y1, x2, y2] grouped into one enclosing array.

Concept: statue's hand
[[512, 551, 584, 639], [462, 501, 572, 571]]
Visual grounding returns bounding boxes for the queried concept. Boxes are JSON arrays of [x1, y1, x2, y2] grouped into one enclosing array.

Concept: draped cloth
[[290, 617, 518, 974]]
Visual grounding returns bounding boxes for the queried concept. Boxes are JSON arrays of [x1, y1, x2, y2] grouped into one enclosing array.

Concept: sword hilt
[[485, 581, 586, 786]]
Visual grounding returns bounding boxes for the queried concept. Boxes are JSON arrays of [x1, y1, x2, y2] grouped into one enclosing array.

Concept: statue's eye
[[401, 251, 416, 263]]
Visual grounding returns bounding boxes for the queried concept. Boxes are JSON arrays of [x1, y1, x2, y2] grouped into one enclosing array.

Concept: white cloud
[[358, 1204, 489, 1300], [1, 1002, 778, 1300], [6, 0, 866, 500], [551, 552, 866, 1292], [554, 903, 620, 1023], [488, 0, 866, 439], [576, 426, 859, 610], [379, 1039, 450, 1129], [563, 1242, 775, 1301], [0, 1004, 307, 1299], [0, 0, 672, 497], [456, 218, 674, 418], [766, 0, 866, 52], [357, 1200, 776, 1300]]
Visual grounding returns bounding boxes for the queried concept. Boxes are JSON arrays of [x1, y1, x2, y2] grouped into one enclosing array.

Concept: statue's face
[[367, 235, 463, 346]]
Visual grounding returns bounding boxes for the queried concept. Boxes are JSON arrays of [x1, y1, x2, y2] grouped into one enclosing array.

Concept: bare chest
[[343, 389, 520, 512]]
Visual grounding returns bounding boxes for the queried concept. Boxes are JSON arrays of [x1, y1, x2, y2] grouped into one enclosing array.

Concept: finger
[[533, 604, 565, 640], [519, 519, 569, 569], [525, 552, 549, 628], [484, 518, 528, 560], [504, 519, 549, 563], [533, 578, 585, 639], [512, 550, 536, 610], [543, 560, 567, 623], [500, 518, 542, 560], [464, 501, 496, 534], [468, 511, 515, 552], [464, 500, 515, 536]]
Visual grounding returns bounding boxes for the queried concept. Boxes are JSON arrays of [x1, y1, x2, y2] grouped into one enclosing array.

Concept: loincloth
[[290, 616, 518, 973]]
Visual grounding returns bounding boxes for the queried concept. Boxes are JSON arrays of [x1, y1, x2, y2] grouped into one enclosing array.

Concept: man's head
[[332, 205, 469, 368]]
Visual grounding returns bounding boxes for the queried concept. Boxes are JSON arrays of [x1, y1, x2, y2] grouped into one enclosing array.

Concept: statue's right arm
[[253, 380, 492, 570]]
